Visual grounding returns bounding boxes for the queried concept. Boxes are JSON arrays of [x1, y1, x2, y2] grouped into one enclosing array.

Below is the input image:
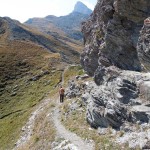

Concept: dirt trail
[[52, 104, 94, 150], [14, 98, 51, 149], [52, 65, 94, 150], [14, 65, 94, 150], [15, 100, 94, 150]]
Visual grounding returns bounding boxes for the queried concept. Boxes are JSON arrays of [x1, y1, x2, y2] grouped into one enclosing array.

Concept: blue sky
[[0, 0, 97, 23]]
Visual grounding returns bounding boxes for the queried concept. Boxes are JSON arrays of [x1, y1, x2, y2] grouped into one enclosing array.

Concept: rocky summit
[[79, 0, 150, 149], [25, 1, 92, 41], [73, 1, 92, 15]]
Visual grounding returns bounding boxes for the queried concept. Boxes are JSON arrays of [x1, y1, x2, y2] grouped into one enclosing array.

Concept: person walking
[[59, 86, 65, 103]]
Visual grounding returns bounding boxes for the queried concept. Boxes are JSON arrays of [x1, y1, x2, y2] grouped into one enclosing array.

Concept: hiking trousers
[[60, 94, 64, 103]]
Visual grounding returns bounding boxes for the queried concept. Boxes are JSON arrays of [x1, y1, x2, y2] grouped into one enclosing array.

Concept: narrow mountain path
[[52, 103, 94, 150], [52, 64, 94, 150], [13, 98, 51, 149], [14, 66, 69, 149], [14, 65, 94, 150], [61, 64, 76, 85]]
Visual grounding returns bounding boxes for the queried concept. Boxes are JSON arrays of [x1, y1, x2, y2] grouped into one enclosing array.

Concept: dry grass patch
[[17, 101, 56, 150], [0, 41, 63, 149], [60, 99, 129, 150], [63, 65, 84, 86]]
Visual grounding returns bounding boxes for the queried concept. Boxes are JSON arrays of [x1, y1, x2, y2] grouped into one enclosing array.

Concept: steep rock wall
[[80, 1, 150, 148], [81, 0, 150, 76], [137, 17, 150, 71]]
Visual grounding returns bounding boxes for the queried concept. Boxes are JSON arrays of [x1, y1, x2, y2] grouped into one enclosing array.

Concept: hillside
[[25, 1, 92, 40], [0, 16, 83, 149], [2, 0, 150, 149], [2, 17, 82, 63]]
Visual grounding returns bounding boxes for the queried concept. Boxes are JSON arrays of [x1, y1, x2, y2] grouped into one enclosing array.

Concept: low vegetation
[[0, 41, 63, 149], [0, 16, 85, 150], [63, 65, 84, 86], [17, 100, 56, 150], [60, 98, 129, 150]]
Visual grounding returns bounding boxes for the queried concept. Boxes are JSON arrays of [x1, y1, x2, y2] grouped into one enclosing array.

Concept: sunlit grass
[[17, 102, 56, 150], [63, 65, 84, 86], [0, 41, 63, 149], [0, 18, 83, 149]]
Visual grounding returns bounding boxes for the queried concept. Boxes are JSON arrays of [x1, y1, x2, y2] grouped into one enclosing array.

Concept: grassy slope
[[24, 12, 88, 41], [23, 21, 83, 63], [0, 16, 84, 149], [17, 99, 57, 150], [24, 18, 66, 36], [0, 40, 63, 149]]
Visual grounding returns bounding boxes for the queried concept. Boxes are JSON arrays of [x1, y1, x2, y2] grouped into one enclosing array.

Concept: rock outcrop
[[80, 0, 150, 149], [81, 0, 150, 76], [137, 17, 150, 72], [82, 68, 150, 129], [66, 69, 150, 149]]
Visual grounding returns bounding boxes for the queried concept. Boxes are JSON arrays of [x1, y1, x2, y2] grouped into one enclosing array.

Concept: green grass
[[0, 111, 31, 149], [17, 102, 56, 150], [0, 19, 83, 149], [0, 41, 63, 149], [63, 65, 84, 86], [0, 70, 62, 150]]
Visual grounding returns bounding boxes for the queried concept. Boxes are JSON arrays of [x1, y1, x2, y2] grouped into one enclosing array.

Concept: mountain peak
[[73, 1, 92, 15]]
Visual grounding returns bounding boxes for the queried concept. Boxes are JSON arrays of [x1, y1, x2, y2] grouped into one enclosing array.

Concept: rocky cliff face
[[137, 17, 150, 71], [80, 0, 150, 149], [81, 0, 150, 76]]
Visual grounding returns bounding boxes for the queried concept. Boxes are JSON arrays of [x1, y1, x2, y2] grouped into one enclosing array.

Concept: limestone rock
[[137, 17, 150, 71], [81, 71, 150, 129], [142, 140, 150, 149], [80, 0, 150, 149], [81, 0, 150, 76], [65, 80, 81, 98]]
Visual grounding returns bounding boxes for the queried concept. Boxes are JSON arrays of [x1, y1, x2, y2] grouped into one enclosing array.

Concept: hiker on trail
[[59, 86, 65, 103]]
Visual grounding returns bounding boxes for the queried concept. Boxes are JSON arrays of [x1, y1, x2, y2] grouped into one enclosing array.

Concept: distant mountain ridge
[[25, 1, 92, 40], [0, 17, 82, 63]]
